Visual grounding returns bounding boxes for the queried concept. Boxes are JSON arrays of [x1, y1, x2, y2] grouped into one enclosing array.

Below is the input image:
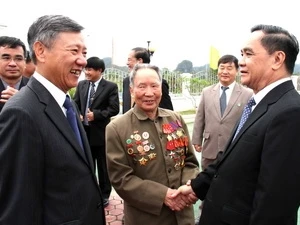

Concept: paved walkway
[[105, 189, 124, 225]]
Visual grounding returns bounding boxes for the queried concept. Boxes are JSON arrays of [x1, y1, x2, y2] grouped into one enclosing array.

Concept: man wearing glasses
[[0, 36, 29, 112]]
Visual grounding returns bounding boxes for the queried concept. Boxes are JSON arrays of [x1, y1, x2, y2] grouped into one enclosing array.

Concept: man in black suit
[[173, 24, 300, 225], [122, 47, 173, 113], [0, 36, 29, 112], [0, 15, 106, 225], [74, 57, 119, 207]]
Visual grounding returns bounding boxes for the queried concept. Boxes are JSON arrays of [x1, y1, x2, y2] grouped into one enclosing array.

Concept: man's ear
[[272, 50, 285, 71], [130, 87, 134, 97], [137, 58, 143, 64], [33, 41, 46, 63]]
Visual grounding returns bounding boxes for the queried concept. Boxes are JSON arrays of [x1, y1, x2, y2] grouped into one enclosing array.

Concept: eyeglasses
[[0, 55, 25, 63]]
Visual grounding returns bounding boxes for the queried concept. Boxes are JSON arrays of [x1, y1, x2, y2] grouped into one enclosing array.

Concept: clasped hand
[[164, 181, 198, 211], [0, 86, 18, 103]]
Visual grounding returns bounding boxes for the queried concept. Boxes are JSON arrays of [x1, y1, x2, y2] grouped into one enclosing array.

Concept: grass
[[177, 109, 196, 115]]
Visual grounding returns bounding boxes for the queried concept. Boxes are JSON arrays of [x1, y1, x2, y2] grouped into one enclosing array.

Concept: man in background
[[192, 54, 252, 171], [74, 56, 119, 207], [0, 36, 29, 112], [192, 54, 252, 223], [122, 47, 173, 113]]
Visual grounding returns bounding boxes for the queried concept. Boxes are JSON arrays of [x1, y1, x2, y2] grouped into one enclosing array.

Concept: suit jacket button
[[214, 174, 218, 178]]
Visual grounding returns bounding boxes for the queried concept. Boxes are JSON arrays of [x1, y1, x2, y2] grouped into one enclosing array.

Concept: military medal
[[125, 130, 156, 166], [162, 120, 189, 170]]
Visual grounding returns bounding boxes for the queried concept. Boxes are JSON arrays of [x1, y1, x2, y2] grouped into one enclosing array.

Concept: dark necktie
[[89, 82, 96, 107], [220, 86, 229, 116], [233, 97, 256, 140], [64, 95, 84, 149]]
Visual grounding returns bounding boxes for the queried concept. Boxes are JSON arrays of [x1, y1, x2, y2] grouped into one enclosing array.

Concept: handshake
[[164, 180, 197, 211]]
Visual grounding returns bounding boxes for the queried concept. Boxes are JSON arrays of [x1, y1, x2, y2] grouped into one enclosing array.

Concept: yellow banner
[[209, 46, 220, 70]]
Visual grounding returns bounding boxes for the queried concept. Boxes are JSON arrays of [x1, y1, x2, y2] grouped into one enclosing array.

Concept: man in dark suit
[[173, 24, 300, 225], [0, 36, 29, 112], [74, 57, 119, 207], [0, 15, 106, 225], [122, 47, 173, 113]]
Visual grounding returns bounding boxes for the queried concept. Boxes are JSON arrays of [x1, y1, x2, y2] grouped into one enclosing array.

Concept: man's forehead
[[0, 46, 24, 55]]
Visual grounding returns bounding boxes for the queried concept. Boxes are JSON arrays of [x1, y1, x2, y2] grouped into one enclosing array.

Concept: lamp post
[[147, 41, 155, 57]]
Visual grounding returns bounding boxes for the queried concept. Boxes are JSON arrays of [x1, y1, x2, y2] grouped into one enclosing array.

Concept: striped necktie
[[89, 82, 96, 107]]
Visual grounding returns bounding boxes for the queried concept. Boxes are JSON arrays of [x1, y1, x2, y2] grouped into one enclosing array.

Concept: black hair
[[86, 57, 105, 72], [0, 36, 26, 58], [218, 54, 239, 69]]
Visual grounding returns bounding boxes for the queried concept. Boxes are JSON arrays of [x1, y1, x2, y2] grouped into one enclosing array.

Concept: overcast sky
[[0, 0, 299, 70]]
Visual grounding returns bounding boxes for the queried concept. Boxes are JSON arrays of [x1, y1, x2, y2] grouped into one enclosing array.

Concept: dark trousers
[[84, 125, 111, 200]]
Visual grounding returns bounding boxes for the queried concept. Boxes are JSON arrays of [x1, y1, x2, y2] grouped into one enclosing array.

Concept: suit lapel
[[71, 99, 95, 167], [90, 79, 105, 106], [81, 81, 90, 113], [0, 79, 5, 92], [222, 83, 241, 117], [219, 80, 295, 165], [212, 84, 221, 117], [29, 78, 91, 166]]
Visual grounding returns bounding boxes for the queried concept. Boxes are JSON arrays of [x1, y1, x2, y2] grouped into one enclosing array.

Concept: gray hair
[[129, 64, 162, 87], [27, 15, 84, 64]]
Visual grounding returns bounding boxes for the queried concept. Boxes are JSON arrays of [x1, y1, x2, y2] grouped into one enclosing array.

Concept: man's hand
[[193, 144, 202, 152], [164, 188, 188, 211], [170, 184, 198, 205], [0, 86, 18, 103], [86, 108, 94, 122]]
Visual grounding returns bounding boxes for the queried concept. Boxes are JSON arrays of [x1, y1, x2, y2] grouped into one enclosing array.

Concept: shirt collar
[[132, 105, 170, 120], [33, 72, 66, 112], [253, 77, 291, 106]]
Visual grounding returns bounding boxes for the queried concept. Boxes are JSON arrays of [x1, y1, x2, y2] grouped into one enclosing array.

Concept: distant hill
[[101, 57, 300, 75]]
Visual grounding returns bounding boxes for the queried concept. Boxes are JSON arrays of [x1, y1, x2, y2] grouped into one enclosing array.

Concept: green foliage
[[189, 78, 212, 95], [69, 87, 76, 99], [179, 109, 196, 115]]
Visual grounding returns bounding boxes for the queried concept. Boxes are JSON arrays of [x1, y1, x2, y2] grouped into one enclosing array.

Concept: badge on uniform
[[162, 120, 188, 170], [126, 130, 156, 166]]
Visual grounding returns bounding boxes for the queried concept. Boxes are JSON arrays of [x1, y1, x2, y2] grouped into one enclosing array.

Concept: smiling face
[[130, 67, 162, 119], [217, 61, 238, 86], [84, 67, 101, 82], [34, 32, 87, 93]]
